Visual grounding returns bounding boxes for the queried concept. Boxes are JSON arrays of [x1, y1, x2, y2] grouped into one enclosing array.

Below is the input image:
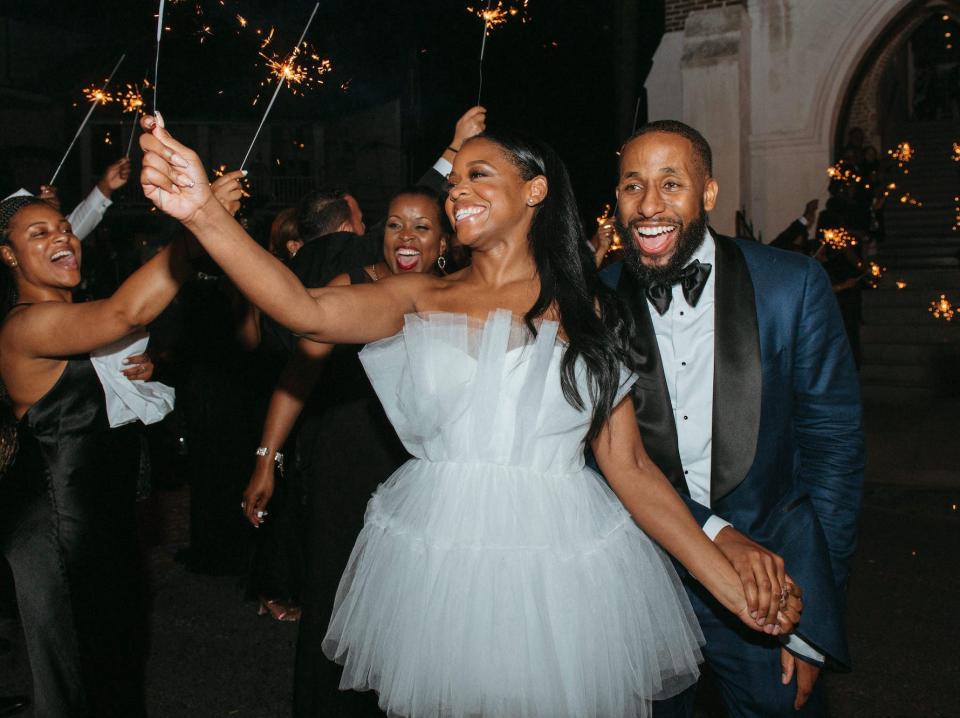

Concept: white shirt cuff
[[703, 515, 732, 541], [797, 215, 809, 227], [785, 634, 825, 664], [433, 157, 453, 177]]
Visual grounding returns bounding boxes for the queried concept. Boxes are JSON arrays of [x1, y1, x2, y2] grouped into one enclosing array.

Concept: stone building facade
[[648, 0, 958, 238]]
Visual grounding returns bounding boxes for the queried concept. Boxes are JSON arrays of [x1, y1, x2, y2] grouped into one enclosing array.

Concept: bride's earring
[[436, 255, 447, 274]]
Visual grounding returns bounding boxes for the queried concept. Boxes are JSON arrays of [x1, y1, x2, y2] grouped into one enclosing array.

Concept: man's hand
[[211, 170, 246, 217], [97, 157, 132, 197], [38, 185, 61, 211], [714, 525, 789, 634], [450, 106, 487, 151], [803, 199, 819, 227], [780, 648, 821, 710], [592, 221, 616, 268]]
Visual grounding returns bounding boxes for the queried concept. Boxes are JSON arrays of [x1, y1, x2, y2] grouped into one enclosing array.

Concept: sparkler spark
[[929, 294, 955, 321], [468, 1, 530, 105], [83, 86, 114, 105], [899, 193, 923, 207], [896, 280, 908, 289], [120, 84, 145, 113], [596, 203, 623, 251], [888, 141, 914, 173], [952, 142, 960, 163], [826, 161, 861, 185], [866, 261, 886, 288], [819, 227, 856, 250]]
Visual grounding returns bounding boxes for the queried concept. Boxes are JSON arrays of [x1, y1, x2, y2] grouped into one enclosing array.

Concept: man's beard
[[622, 211, 709, 286]]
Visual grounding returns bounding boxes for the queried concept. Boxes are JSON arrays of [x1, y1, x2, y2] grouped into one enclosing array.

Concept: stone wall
[[665, 0, 747, 32]]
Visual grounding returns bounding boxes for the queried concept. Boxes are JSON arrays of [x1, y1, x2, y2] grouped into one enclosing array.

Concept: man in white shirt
[[601, 121, 864, 717], [35, 157, 131, 240]]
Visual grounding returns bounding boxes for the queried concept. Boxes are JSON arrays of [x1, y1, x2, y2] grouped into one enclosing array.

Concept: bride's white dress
[[322, 309, 703, 718]]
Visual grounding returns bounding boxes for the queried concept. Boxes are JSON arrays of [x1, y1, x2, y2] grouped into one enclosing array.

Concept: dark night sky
[[5, 0, 665, 222]]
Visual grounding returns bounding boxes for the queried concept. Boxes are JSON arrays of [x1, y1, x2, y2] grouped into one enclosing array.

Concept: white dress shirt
[[67, 185, 112, 240], [647, 230, 729, 541], [647, 229, 824, 664]]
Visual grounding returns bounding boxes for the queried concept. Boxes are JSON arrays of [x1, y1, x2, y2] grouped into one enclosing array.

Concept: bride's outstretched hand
[[139, 113, 219, 223]]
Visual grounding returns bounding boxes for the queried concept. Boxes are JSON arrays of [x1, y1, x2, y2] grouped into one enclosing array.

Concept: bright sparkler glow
[[952, 142, 960, 162], [888, 141, 914, 172], [929, 294, 955, 322], [896, 280, 908, 289], [866, 261, 886, 288], [467, 0, 530, 33], [255, 43, 332, 104], [83, 85, 114, 106], [120, 84, 145, 113], [899, 193, 923, 207], [596, 203, 623, 251], [819, 227, 857, 250], [826, 161, 861, 185]]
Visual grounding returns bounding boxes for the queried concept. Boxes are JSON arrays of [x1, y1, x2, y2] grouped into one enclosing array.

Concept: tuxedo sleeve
[[67, 186, 112, 240], [792, 260, 865, 593]]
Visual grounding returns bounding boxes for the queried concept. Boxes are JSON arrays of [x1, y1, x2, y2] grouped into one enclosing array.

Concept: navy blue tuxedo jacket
[[601, 233, 864, 670]]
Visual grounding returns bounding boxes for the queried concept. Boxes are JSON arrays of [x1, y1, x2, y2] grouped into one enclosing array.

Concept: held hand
[[242, 460, 275, 527], [121, 352, 155, 381], [714, 525, 788, 634], [211, 170, 246, 217], [593, 221, 616, 268], [38, 185, 61, 211], [451, 106, 487, 151], [139, 113, 217, 224], [98, 157, 132, 197], [780, 648, 822, 710]]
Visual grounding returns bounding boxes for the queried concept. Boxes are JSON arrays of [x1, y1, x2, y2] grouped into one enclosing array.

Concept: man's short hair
[[623, 120, 713, 178], [296, 186, 353, 242]]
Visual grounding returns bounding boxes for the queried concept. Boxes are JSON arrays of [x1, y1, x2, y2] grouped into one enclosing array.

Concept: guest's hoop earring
[[436, 255, 447, 274]]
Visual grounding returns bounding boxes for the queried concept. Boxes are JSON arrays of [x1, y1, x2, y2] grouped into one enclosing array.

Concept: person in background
[[242, 186, 450, 715], [31, 157, 132, 240], [770, 199, 819, 253]]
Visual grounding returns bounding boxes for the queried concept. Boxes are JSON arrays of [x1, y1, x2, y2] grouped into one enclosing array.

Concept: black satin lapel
[[712, 235, 762, 500], [618, 268, 687, 495]]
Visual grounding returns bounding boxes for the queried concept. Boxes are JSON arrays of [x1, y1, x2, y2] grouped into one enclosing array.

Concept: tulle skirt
[[322, 459, 703, 718]]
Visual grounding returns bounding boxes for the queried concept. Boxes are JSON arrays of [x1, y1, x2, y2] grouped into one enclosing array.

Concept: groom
[[602, 121, 864, 716]]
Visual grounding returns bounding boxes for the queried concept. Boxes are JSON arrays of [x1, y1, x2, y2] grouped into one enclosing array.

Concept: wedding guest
[[242, 187, 449, 716], [32, 157, 132, 240], [0, 194, 193, 717]]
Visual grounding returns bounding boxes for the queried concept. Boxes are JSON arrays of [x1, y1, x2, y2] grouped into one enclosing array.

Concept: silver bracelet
[[255, 446, 285, 475]]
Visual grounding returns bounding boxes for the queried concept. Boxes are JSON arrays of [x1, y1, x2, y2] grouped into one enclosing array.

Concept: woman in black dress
[[0, 185, 234, 716], [241, 187, 450, 716]]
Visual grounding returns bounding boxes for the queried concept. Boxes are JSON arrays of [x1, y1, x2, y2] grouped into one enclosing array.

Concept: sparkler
[[896, 280, 908, 289], [240, 2, 321, 172], [929, 294, 955, 322], [865, 261, 886, 289], [153, 0, 166, 112], [468, 0, 530, 105], [887, 141, 913, 173], [49, 53, 126, 186], [596, 203, 623, 252], [952, 142, 960, 163], [123, 83, 146, 158], [825, 161, 861, 185], [819, 227, 856, 250]]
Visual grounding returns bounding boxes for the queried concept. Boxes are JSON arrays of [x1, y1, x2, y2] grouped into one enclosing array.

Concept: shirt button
[[681, 361, 687, 366], [684, 470, 689, 475], [679, 311, 685, 316], [683, 415, 688, 420]]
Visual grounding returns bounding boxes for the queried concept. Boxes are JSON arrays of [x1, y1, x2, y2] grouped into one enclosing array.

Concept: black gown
[[293, 267, 408, 717], [0, 357, 144, 717]]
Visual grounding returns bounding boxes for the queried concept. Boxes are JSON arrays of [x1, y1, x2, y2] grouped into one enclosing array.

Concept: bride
[[138, 113, 801, 718]]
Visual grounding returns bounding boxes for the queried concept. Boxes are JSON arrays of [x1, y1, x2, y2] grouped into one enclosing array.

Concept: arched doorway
[[836, 1, 960, 157]]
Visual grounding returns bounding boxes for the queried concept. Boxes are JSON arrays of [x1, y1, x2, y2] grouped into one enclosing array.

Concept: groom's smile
[[615, 131, 718, 270]]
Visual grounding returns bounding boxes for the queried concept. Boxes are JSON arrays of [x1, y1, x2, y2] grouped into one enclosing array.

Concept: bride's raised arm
[[138, 113, 426, 345]]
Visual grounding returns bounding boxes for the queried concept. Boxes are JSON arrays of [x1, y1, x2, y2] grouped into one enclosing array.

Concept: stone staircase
[[860, 121, 960, 401]]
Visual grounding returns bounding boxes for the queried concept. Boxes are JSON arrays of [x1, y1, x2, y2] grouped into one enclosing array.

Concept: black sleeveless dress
[[293, 266, 408, 717], [0, 357, 144, 717]]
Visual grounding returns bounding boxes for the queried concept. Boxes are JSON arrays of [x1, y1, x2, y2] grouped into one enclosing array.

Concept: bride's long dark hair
[[472, 131, 633, 441]]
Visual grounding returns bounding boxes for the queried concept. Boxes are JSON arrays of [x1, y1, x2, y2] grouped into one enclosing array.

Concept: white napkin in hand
[[90, 332, 176, 428]]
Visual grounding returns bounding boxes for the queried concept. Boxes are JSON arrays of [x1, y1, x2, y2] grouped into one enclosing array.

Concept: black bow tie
[[646, 259, 712, 316]]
